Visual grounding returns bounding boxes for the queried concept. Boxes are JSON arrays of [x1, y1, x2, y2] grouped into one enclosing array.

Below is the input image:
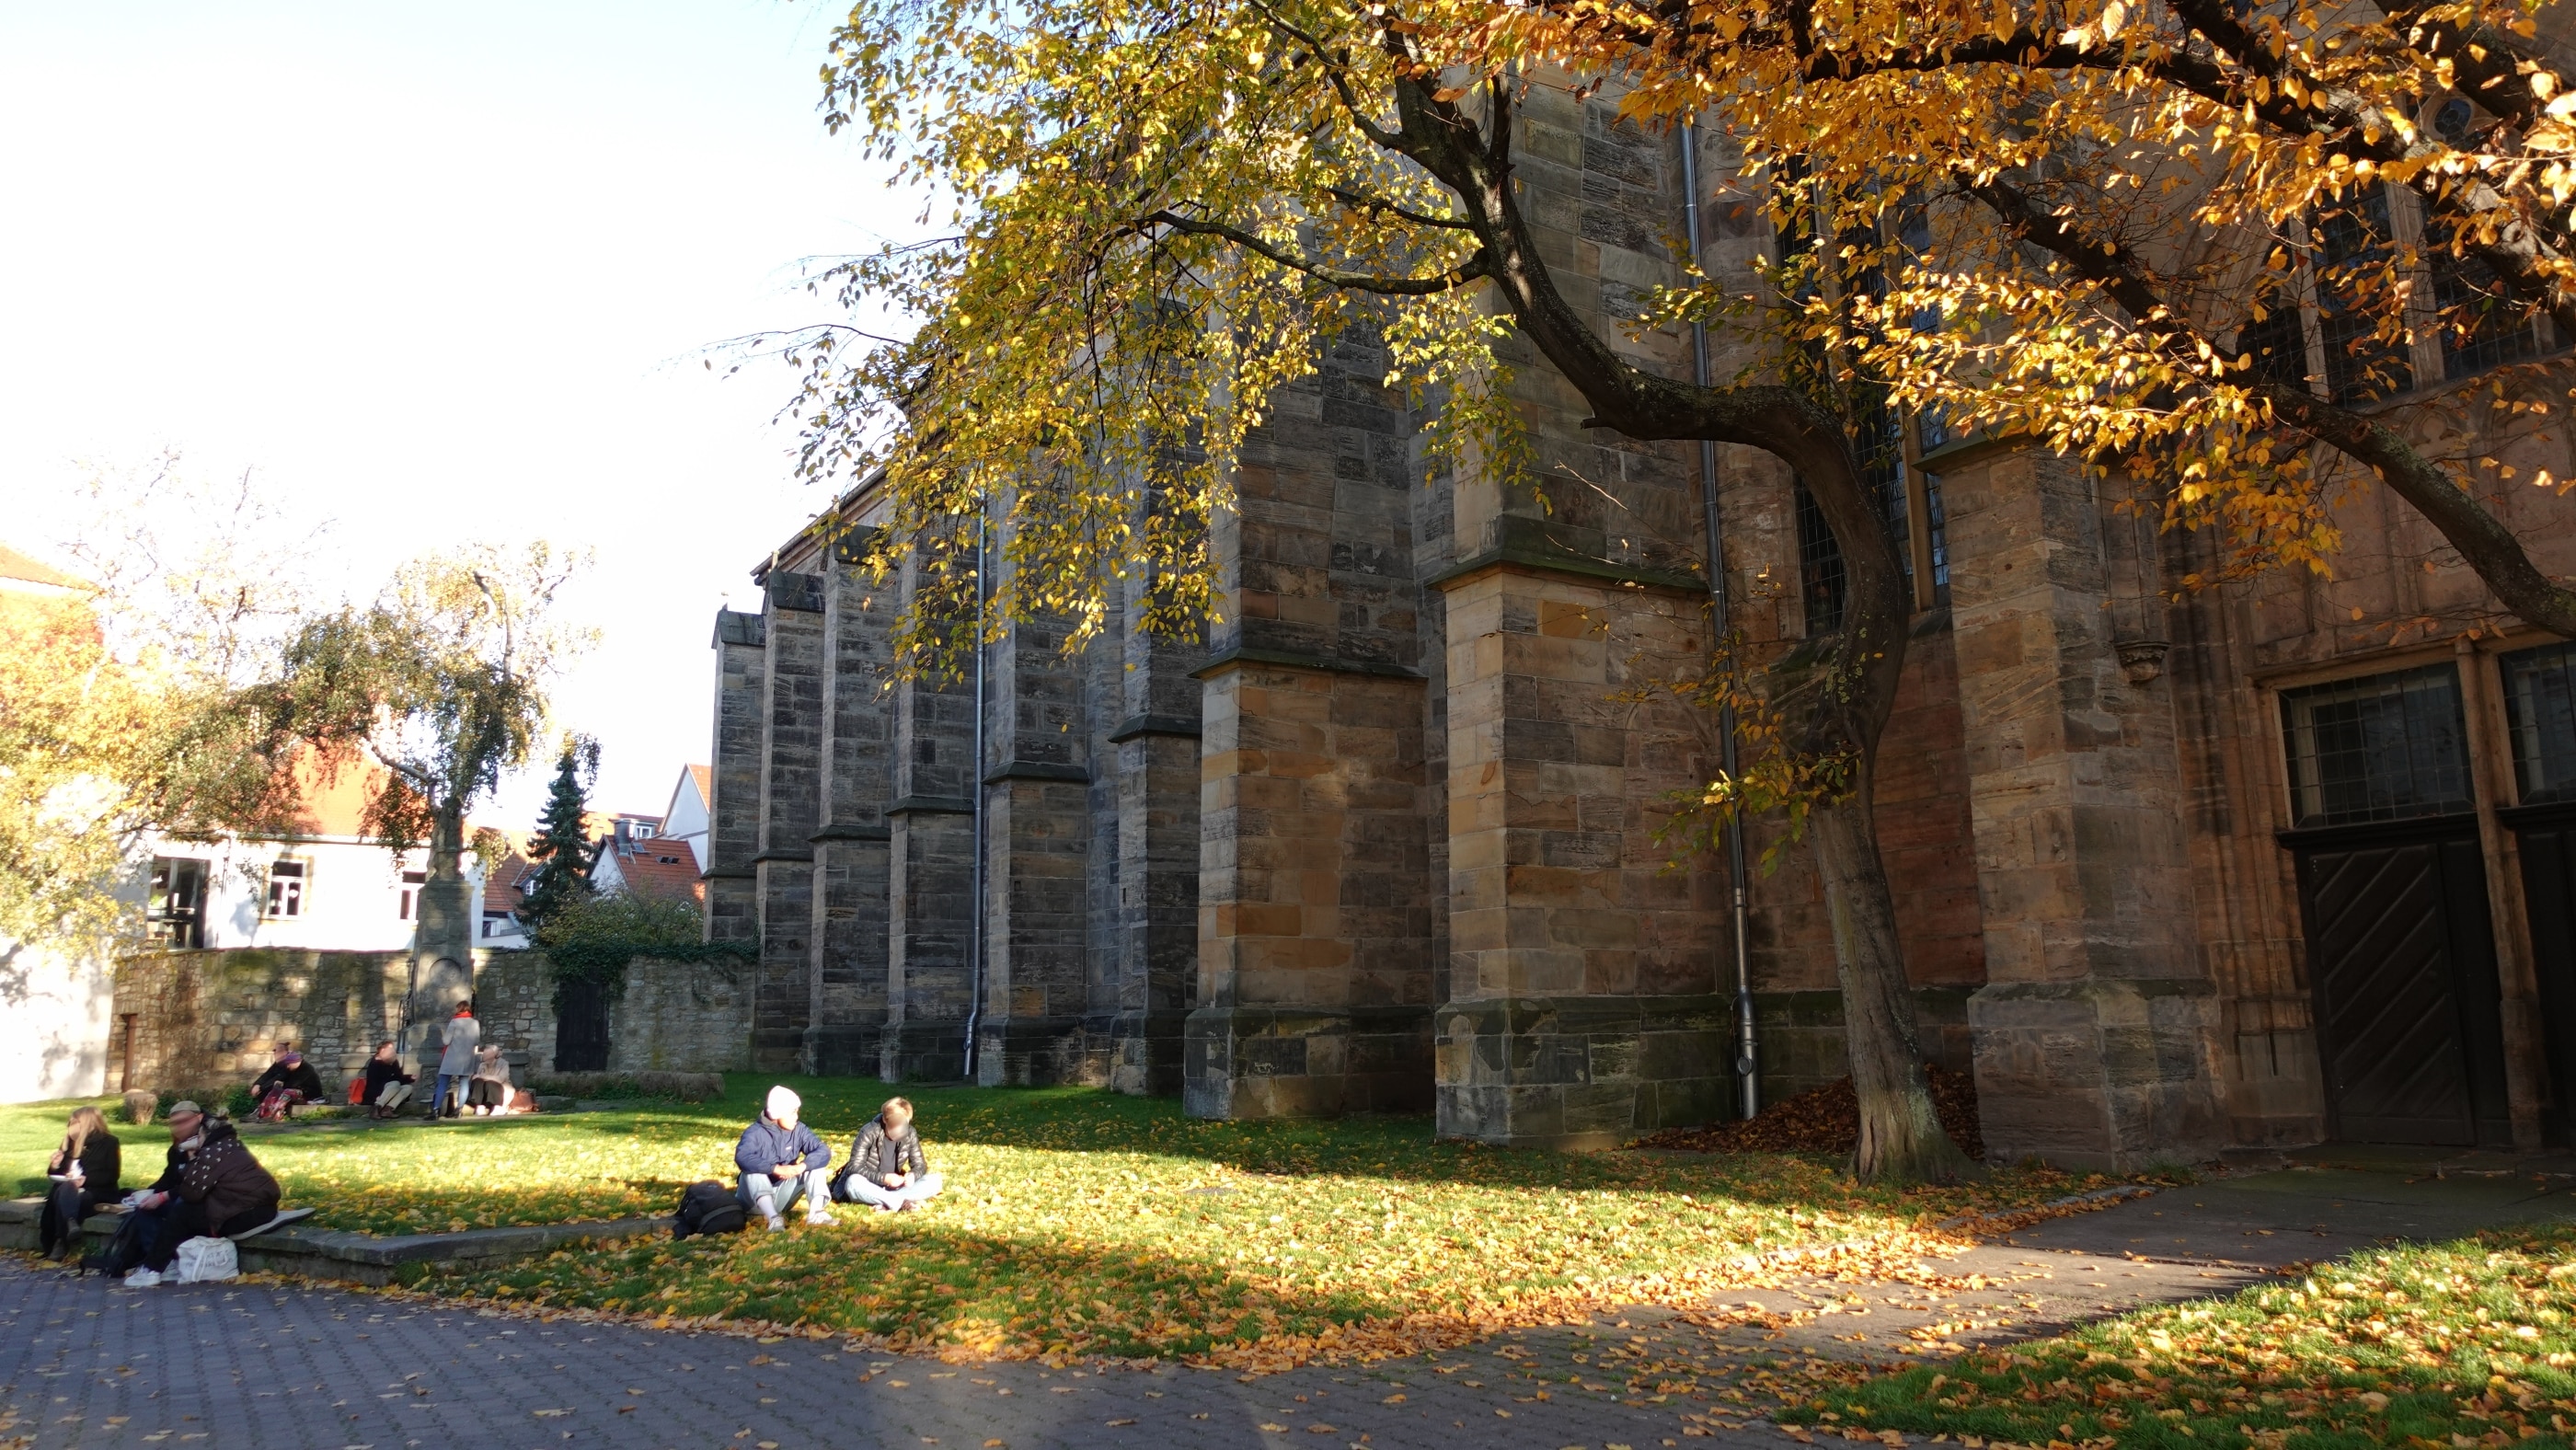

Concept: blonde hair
[[880, 1097, 914, 1122], [61, 1105, 108, 1164]]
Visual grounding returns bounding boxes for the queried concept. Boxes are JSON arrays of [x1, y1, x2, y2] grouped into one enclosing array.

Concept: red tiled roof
[[481, 852, 538, 915], [596, 839, 706, 904]]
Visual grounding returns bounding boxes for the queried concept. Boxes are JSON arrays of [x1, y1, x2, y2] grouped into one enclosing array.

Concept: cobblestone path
[[0, 1260, 1746, 1450]]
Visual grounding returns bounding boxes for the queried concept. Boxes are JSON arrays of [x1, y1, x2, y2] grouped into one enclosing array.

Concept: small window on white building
[[265, 859, 309, 919], [398, 869, 427, 920]]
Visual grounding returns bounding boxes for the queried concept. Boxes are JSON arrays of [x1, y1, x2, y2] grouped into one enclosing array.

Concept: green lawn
[[12, 1077, 2146, 1364], [1788, 1223, 2576, 1449]]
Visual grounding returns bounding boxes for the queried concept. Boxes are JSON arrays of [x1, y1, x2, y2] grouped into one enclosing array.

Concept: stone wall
[[109, 949, 751, 1092]]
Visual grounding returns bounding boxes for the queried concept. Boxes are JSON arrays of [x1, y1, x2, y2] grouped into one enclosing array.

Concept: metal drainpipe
[[1681, 118, 1761, 1120], [960, 510, 991, 1082]]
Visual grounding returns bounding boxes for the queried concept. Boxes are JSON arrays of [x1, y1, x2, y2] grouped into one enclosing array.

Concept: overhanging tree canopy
[[795, 0, 1971, 1180], [1459, 0, 2576, 636]]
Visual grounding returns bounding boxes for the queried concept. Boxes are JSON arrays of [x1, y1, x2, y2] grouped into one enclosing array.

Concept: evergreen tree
[[517, 737, 597, 933]]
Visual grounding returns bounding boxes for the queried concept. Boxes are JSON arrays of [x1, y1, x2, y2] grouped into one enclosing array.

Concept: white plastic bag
[[173, 1236, 238, 1283]]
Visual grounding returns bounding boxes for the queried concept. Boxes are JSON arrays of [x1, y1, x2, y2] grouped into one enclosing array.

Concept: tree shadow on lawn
[[647, 1076, 2115, 1217], [427, 1208, 1535, 1360], [251, 1077, 2126, 1235]]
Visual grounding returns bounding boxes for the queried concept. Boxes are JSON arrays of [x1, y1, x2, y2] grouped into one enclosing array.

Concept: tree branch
[[1129, 209, 1490, 293], [1966, 174, 2576, 639]]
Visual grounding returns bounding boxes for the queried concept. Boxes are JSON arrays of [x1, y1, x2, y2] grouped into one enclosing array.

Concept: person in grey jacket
[[431, 1000, 479, 1120], [734, 1086, 833, 1230], [835, 1097, 943, 1212]]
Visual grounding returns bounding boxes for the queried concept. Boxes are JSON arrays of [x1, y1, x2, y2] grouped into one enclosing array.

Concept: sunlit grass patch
[[1788, 1224, 2576, 1449], [353, 1076, 2150, 1363]]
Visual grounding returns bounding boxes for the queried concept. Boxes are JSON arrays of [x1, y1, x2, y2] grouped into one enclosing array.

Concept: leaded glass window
[[2280, 664, 2475, 827], [2501, 641, 2576, 805]]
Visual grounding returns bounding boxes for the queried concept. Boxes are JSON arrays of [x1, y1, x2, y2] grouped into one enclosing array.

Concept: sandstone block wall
[[109, 949, 751, 1093]]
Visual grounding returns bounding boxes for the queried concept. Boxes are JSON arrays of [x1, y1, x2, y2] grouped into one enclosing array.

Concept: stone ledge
[[886, 795, 975, 816], [1426, 545, 1706, 598], [0, 1198, 667, 1289], [1189, 646, 1425, 682], [1106, 713, 1203, 743], [983, 760, 1089, 785]]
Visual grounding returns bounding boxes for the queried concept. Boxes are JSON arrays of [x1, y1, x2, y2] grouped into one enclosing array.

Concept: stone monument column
[[1944, 446, 2225, 1169]]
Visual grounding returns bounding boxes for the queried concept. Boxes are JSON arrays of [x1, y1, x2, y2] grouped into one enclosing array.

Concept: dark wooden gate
[[2289, 822, 2512, 1146], [2508, 804, 2576, 1143], [553, 977, 612, 1073]]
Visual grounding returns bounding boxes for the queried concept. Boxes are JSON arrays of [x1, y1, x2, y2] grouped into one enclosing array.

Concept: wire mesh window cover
[[2280, 664, 2476, 827], [1921, 466, 1951, 598], [2502, 641, 2576, 805], [2428, 216, 2552, 379], [2314, 184, 2417, 403], [2238, 287, 2311, 390], [1795, 478, 1848, 635]]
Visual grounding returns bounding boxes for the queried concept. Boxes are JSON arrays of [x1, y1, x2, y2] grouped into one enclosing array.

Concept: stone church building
[[704, 92, 2576, 1169]]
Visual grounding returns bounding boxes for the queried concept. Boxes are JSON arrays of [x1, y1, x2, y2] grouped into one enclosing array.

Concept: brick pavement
[[0, 1259, 1754, 1450]]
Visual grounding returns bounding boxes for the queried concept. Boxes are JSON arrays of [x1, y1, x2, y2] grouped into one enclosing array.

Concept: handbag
[[79, 1209, 150, 1278], [346, 1076, 365, 1105], [174, 1236, 238, 1283]]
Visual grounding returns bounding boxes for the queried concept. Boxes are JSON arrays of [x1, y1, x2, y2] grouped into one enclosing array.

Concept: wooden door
[[2292, 825, 2512, 1145], [553, 977, 612, 1073], [2508, 805, 2576, 1143]]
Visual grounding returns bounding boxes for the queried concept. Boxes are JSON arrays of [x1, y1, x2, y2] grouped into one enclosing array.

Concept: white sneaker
[[123, 1268, 162, 1288]]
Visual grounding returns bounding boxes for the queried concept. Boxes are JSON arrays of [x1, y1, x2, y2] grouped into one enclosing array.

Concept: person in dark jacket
[[733, 1086, 832, 1230], [250, 1046, 326, 1121], [834, 1097, 943, 1213], [360, 1040, 415, 1120], [125, 1102, 283, 1283], [39, 1106, 120, 1259]]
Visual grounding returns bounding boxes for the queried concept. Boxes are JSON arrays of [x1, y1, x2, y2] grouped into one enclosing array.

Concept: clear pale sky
[[0, 1, 922, 826]]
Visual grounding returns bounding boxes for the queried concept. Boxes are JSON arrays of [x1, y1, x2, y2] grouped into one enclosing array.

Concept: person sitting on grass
[[361, 1040, 415, 1120], [466, 1044, 512, 1116], [123, 1101, 282, 1286], [733, 1086, 833, 1231], [39, 1106, 121, 1260], [836, 1097, 943, 1214], [249, 1045, 326, 1122]]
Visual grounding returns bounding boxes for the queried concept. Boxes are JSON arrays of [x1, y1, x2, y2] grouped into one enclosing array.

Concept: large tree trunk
[[1810, 792, 1974, 1182]]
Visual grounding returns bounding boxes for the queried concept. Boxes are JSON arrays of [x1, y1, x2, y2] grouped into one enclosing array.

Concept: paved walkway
[[6, 1158, 2570, 1450]]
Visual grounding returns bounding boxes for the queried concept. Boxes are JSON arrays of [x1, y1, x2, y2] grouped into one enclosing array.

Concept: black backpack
[[673, 1180, 746, 1239], [80, 1210, 152, 1278]]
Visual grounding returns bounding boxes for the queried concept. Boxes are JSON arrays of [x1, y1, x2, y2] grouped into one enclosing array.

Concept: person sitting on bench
[[835, 1097, 944, 1213], [249, 1046, 326, 1122], [733, 1086, 833, 1231], [466, 1044, 513, 1116], [39, 1106, 120, 1260], [124, 1102, 282, 1284], [361, 1041, 415, 1120]]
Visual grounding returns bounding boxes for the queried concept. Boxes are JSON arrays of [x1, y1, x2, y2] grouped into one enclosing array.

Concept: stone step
[[0, 1197, 667, 1287]]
